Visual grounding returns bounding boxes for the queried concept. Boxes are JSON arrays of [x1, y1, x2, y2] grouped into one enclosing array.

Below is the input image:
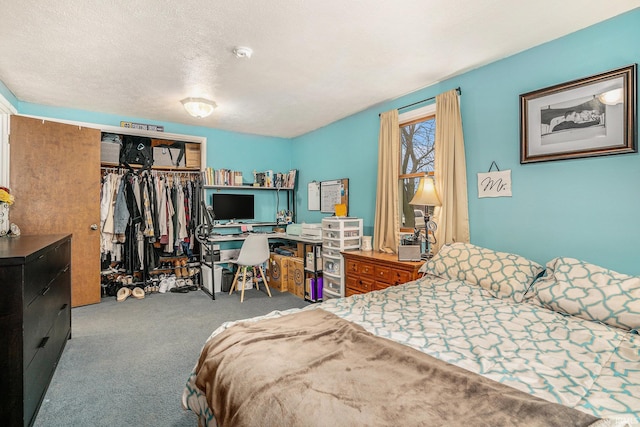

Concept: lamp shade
[[181, 97, 217, 118], [410, 176, 441, 207]]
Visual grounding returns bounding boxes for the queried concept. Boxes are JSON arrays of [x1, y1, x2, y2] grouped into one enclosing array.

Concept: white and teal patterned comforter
[[182, 275, 640, 426]]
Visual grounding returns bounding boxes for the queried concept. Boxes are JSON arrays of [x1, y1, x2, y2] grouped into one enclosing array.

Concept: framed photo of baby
[[520, 64, 636, 163]]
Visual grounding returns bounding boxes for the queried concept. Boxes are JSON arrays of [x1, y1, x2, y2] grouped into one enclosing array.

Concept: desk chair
[[229, 234, 272, 302]]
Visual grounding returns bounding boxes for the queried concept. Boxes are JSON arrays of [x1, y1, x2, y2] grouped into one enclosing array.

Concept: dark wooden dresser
[[343, 250, 423, 296], [0, 234, 72, 426]]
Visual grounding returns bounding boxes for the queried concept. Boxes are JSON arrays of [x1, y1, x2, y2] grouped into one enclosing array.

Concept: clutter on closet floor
[[100, 166, 202, 301]]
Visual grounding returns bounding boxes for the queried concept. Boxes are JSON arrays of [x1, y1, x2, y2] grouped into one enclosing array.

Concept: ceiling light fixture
[[233, 46, 253, 59], [181, 98, 217, 118]]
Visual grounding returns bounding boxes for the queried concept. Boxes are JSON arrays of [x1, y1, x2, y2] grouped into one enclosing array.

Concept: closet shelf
[[101, 162, 200, 172]]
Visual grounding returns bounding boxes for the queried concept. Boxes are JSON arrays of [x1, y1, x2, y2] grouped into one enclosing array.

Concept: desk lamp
[[409, 176, 441, 259]]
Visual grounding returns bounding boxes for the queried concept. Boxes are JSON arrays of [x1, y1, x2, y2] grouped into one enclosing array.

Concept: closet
[[100, 166, 202, 293], [99, 132, 204, 298], [9, 115, 205, 307]]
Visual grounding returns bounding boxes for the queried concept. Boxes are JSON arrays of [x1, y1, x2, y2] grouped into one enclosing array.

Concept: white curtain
[[433, 89, 470, 251], [373, 110, 400, 253]]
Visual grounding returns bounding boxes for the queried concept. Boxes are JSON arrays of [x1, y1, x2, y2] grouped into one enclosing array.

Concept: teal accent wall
[[292, 8, 640, 274]]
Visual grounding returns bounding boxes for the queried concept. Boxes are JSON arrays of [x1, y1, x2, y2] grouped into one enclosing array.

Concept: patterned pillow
[[422, 242, 543, 302], [527, 257, 640, 331]]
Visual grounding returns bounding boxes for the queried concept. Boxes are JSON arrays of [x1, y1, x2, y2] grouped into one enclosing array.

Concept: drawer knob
[[38, 336, 50, 348], [41, 286, 51, 296]]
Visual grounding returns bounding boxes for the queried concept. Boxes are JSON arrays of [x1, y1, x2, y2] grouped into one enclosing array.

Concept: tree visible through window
[[399, 114, 435, 230]]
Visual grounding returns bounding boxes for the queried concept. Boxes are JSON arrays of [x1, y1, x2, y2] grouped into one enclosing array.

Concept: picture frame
[[520, 64, 637, 164]]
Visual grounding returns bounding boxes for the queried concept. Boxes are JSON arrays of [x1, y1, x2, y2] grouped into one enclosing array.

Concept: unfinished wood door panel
[[10, 116, 101, 307]]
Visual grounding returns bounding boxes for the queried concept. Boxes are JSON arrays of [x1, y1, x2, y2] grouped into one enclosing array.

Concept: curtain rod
[[379, 87, 462, 116], [398, 87, 461, 111]]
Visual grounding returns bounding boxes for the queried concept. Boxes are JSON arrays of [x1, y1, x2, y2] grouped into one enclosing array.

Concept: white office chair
[[229, 234, 272, 302]]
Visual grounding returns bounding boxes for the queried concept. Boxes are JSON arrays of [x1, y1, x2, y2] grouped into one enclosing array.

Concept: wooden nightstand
[[342, 250, 423, 296]]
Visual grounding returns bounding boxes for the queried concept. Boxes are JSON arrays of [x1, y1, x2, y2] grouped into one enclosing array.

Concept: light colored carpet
[[33, 288, 310, 427]]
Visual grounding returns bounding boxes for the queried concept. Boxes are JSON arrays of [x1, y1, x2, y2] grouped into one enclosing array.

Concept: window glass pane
[[400, 117, 435, 176], [400, 177, 423, 229], [399, 115, 435, 230]]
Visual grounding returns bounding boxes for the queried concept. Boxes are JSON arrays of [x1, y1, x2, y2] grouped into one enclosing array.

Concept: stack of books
[[202, 168, 243, 186]]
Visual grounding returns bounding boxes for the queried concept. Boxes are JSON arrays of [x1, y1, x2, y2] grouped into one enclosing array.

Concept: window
[[399, 105, 436, 231]]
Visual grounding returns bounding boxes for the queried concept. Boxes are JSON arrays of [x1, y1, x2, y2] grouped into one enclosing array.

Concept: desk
[[206, 232, 322, 243], [201, 233, 323, 301]]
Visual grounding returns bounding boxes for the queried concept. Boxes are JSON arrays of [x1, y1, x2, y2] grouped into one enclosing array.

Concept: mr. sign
[[477, 170, 512, 198]]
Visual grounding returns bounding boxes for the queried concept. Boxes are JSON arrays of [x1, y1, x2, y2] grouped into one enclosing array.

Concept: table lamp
[[409, 176, 441, 259]]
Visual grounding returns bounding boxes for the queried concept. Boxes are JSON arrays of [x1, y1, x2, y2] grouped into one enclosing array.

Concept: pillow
[[422, 242, 543, 302], [526, 257, 640, 331]]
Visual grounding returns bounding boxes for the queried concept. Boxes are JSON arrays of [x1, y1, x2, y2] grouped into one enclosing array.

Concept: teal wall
[[4, 8, 639, 274], [292, 8, 640, 274]]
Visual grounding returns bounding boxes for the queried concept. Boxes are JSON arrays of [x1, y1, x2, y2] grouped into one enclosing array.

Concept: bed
[[182, 243, 640, 426]]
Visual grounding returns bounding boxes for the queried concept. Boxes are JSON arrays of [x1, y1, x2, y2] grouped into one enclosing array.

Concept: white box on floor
[[202, 265, 222, 294]]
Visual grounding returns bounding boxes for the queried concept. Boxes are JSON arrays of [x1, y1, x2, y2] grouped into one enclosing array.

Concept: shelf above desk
[[203, 185, 294, 191]]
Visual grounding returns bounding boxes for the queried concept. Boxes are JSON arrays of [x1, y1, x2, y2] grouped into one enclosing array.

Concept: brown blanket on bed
[[194, 309, 599, 427]]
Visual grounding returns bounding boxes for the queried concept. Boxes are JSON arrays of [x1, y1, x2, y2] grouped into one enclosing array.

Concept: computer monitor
[[211, 193, 255, 221]]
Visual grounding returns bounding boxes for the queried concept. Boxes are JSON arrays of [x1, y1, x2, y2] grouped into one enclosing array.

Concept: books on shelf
[[203, 167, 297, 189], [283, 169, 297, 189], [202, 168, 243, 186]]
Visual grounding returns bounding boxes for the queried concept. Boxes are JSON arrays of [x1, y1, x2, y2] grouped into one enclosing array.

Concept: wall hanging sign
[[520, 64, 636, 164], [120, 121, 165, 132], [477, 162, 511, 198]]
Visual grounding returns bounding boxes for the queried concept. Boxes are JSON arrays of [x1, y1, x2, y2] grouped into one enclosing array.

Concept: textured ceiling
[[0, 1, 637, 138]]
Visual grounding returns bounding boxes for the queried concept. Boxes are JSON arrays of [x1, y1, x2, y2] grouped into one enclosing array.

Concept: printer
[[301, 223, 322, 239], [286, 223, 302, 236]]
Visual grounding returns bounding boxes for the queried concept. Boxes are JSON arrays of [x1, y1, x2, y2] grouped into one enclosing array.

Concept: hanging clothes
[[99, 168, 202, 280]]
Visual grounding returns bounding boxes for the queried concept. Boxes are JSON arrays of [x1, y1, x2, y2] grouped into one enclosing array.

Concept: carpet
[[33, 288, 309, 427]]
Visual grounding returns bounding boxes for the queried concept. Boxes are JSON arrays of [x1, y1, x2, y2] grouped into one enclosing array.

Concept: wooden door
[[10, 116, 101, 307]]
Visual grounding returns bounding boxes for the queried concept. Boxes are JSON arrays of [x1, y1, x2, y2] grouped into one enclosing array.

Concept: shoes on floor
[[185, 278, 198, 292], [131, 287, 145, 299], [170, 278, 189, 293], [159, 277, 177, 294], [116, 287, 131, 302]]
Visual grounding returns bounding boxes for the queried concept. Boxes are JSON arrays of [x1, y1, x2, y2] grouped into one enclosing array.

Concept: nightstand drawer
[[346, 275, 374, 293], [346, 259, 376, 277], [393, 270, 414, 285], [374, 265, 392, 282], [358, 262, 375, 277], [346, 259, 360, 274], [376, 266, 415, 285]]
